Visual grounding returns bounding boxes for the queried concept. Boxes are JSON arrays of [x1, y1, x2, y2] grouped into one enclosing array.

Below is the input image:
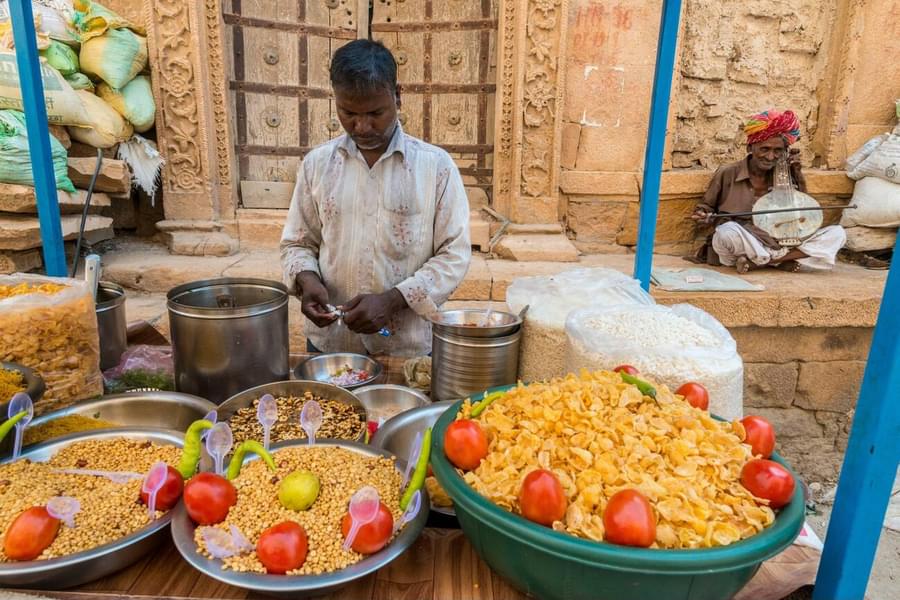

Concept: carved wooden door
[[224, 0, 367, 208], [371, 0, 498, 205]]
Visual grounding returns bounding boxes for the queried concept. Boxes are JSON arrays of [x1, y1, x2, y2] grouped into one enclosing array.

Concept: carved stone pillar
[[145, 0, 239, 256], [492, 0, 570, 225]]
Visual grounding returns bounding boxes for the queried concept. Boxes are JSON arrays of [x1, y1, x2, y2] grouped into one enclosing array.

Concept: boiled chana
[[228, 393, 365, 445]]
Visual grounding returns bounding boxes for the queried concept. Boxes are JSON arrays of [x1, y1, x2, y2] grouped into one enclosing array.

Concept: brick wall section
[[733, 326, 872, 484]]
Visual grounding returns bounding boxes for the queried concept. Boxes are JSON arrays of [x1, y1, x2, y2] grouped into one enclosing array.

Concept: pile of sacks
[[842, 100, 900, 255], [0, 0, 155, 190]]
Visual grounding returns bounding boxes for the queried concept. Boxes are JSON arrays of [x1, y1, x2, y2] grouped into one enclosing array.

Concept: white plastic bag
[[846, 125, 900, 184], [843, 226, 898, 252], [0, 1, 80, 46], [505, 268, 654, 383], [565, 303, 744, 420], [0, 273, 102, 413], [841, 177, 900, 228]]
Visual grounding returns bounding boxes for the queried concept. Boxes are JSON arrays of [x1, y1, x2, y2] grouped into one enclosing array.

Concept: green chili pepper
[[0, 411, 27, 444], [226, 440, 276, 480], [176, 419, 214, 479], [471, 391, 504, 418], [619, 372, 658, 400], [400, 427, 432, 510]]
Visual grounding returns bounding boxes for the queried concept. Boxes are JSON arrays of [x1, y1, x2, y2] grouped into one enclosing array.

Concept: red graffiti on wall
[[571, 2, 635, 59]]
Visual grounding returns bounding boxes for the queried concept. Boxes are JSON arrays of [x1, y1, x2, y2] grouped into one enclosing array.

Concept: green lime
[[278, 470, 320, 511]]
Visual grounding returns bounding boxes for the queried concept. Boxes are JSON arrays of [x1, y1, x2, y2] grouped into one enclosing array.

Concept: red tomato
[[340, 502, 394, 554], [602, 489, 656, 548], [256, 521, 309, 574], [183, 472, 237, 525], [741, 459, 795, 508], [740, 416, 776, 459], [4, 506, 61, 560], [613, 365, 639, 375], [676, 382, 709, 411], [518, 469, 567, 527], [140, 465, 184, 511], [443, 419, 488, 471]]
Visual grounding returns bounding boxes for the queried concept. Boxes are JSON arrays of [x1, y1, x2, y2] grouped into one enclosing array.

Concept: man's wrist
[[296, 271, 322, 295], [386, 287, 408, 312]]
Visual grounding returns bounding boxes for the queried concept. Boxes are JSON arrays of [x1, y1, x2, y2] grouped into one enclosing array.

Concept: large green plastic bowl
[[431, 391, 805, 600]]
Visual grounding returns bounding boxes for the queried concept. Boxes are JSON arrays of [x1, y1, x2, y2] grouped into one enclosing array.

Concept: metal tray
[[0, 427, 185, 589], [371, 401, 456, 517], [170, 439, 429, 598], [1, 361, 45, 405], [218, 380, 368, 444], [293, 353, 384, 391]]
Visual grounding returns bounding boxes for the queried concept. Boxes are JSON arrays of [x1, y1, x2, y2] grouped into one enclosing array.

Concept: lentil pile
[[228, 392, 365, 445], [0, 368, 25, 400], [0, 438, 180, 561], [24, 415, 121, 446], [194, 446, 402, 575]]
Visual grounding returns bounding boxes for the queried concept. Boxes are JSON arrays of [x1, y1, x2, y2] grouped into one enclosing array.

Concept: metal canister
[[431, 328, 521, 401], [95, 282, 127, 371], [167, 278, 289, 404]]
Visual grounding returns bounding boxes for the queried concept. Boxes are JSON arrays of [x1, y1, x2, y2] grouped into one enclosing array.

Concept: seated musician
[[692, 109, 846, 273]]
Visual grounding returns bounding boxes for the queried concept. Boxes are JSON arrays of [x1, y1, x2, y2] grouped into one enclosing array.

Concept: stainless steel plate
[[0, 428, 185, 589], [371, 401, 456, 516], [170, 439, 429, 598], [354, 384, 429, 425], [293, 353, 384, 391]]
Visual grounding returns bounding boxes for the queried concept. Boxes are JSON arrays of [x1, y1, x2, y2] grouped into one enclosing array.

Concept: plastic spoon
[[46, 496, 81, 528], [300, 400, 322, 445], [84, 254, 101, 301], [229, 524, 253, 554], [206, 422, 233, 476], [201, 526, 240, 559], [402, 431, 423, 487], [342, 486, 380, 552], [54, 468, 143, 484], [393, 489, 421, 534], [257, 394, 278, 451], [142, 461, 169, 519], [481, 301, 494, 327], [200, 410, 218, 441], [8, 393, 32, 460]]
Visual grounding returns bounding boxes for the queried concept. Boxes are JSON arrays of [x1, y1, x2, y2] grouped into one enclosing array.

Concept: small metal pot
[[96, 282, 127, 371], [431, 329, 521, 401], [293, 353, 384, 390], [429, 308, 522, 338]]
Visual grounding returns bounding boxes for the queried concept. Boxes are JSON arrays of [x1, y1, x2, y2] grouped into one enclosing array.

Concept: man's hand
[[691, 207, 713, 224], [789, 147, 807, 190], [341, 289, 408, 335], [297, 271, 337, 328]]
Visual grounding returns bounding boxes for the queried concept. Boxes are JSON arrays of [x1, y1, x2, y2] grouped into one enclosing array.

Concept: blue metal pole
[[633, 0, 683, 291], [813, 254, 900, 599], [8, 0, 67, 276]]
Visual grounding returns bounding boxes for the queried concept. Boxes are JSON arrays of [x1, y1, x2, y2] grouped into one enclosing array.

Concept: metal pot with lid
[[167, 278, 290, 404]]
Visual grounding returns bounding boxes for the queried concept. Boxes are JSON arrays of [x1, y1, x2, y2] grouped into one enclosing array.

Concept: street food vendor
[[280, 39, 472, 357], [691, 109, 846, 273]]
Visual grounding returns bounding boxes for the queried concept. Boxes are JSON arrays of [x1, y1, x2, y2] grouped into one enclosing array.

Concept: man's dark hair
[[330, 39, 398, 96]]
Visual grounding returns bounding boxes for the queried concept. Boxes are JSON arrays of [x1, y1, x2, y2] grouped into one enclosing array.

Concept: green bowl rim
[[430, 384, 805, 574]]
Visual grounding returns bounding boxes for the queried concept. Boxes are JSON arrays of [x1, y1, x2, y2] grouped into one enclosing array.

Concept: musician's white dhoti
[[712, 222, 846, 270]]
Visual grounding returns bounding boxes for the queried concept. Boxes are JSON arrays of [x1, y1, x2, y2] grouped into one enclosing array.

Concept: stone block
[[237, 214, 284, 249], [743, 362, 799, 408], [575, 125, 648, 172], [616, 198, 698, 245], [751, 407, 824, 439], [778, 436, 842, 485], [566, 200, 628, 244], [49, 125, 70, 149], [0, 214, 113, 251], [660, 171, 714, 196], [494, 234, 579, 263], [571, 240, 631, 254], [67, 158, 131, 194], [162, 231, 240, 257], [815, 410, 853, 453], [730, 327, 873, 363], [560, 123, 581, 170], [450, 256, 491, 301], [804, 171, 855, 195], [0, 249, 42, 274], [465, 187, 489, 210], [103, 249, 242, 292], [559, 171, 639, 196], [795, 361, 866, 413], [221, 252, 282, 281], [0, 184, 111, 214], [469, 211, 491, 252]]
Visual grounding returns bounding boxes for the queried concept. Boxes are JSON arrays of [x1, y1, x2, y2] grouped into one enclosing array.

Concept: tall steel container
[[167, 278, 289, 404], [95, 282, 127, 371], [431, 329, 521, 401]]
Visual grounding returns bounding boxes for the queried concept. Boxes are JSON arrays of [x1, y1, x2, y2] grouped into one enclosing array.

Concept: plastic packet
[[504, 268, 654, 383], [565, 303, 744, 420], [0, 274, 102, 414], [103, 345, 174, 393]]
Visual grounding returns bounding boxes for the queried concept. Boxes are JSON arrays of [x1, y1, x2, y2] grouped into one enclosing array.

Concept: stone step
[[0, 184, 111, 214], [67, 158, 131, 194], [0, 214, 113, 251]]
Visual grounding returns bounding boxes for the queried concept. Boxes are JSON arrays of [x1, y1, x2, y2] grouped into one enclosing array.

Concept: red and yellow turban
[[744, 110, 801, 146]]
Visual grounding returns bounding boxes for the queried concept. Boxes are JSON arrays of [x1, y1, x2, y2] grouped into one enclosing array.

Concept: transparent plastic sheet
[[0, 274, 102, 413], [102, 345, 174, 393], [565, 303, 744, 420], [504, 268, 654, 383]]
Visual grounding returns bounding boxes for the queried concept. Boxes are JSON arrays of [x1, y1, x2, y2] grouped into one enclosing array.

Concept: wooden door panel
[[431, 30, 482, 85], [371, 0, 426, 24], [246, 156, 301, 184], [244, 92, 300, 149], [432, 93, 479, 145], [241, 28, 300, 86], [399, 93, 424, 139]]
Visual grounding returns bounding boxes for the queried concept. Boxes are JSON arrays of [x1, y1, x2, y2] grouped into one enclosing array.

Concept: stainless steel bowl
[[354, 384, 430, 425], [1, 361, 45, 404], [218, 380, 367, 443], [170, 439, 429, 598], [429, 308, 522, 338], [371, 401, 456, 516], [293, 353, 383, 390], [0, 427, 184, 589]]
